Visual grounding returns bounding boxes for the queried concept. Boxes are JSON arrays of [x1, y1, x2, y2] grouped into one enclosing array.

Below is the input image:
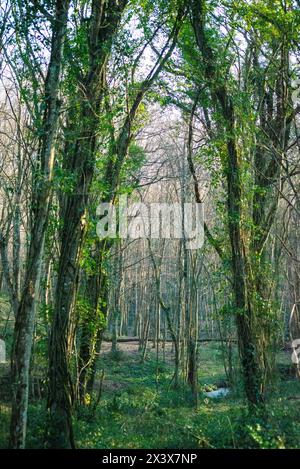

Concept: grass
[[0, 341, 300, 448]]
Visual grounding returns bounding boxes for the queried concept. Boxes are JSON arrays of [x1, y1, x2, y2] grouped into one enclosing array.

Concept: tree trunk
[[191, 0, 264, 407], [9, 0, 69, 448], [47, 3, 128, 446]]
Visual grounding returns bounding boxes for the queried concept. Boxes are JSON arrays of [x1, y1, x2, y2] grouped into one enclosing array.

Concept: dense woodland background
[[0, 0, 300, 449]]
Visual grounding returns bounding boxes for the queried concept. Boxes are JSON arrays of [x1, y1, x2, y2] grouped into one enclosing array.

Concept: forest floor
[[1, 337, 300, 449]]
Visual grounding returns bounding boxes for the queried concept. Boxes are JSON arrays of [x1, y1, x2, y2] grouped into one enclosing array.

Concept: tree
[[7, 0, 70, 448], [188, 0, 299, 407], [46, 0, 128, 448]]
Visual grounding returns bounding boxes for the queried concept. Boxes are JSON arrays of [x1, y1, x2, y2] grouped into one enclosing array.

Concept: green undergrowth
[[0, 342, 300, 448]]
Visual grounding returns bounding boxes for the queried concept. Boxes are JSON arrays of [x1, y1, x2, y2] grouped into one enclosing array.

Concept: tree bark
[[190, 0, 264, 407], [9, 0, 69, 448], [47, 1, 128, 448]]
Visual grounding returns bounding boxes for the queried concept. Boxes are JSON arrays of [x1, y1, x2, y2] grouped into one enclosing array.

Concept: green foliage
[[1, 343, 300, 449], [76, 297, 107, 334]]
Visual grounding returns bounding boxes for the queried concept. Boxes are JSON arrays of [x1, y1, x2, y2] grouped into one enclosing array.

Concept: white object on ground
[[0, 339, 6, 363], [204, 387, 230, 398]]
